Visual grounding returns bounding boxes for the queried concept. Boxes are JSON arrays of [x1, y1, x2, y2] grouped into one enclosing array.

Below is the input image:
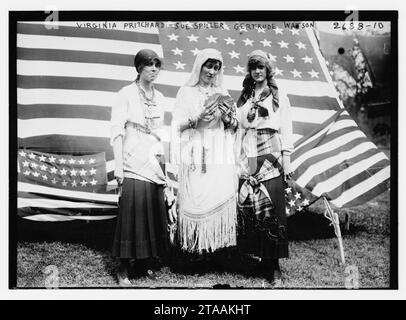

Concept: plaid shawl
[[239, 158, 281, 218]]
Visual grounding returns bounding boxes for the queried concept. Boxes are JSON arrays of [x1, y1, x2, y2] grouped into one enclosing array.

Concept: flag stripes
[[330, 166, 390, 208], [16, 21, 390, 221], [18, 104, 112, 121], [21, 214, 117, 222]]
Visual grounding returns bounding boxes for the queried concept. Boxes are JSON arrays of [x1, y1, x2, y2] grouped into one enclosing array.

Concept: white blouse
[[236, 92, 294, 155]]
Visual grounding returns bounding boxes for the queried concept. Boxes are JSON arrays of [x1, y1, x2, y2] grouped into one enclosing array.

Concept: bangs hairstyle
[[135, 58, 162, 81], [134, 57, 162, 73], [202, 58, 222, 70], [247, 57, 274, 77], [237, 56, 279, 110]]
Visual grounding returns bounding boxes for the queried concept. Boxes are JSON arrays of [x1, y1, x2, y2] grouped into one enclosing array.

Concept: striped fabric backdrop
[[16, 21, 390, 221]]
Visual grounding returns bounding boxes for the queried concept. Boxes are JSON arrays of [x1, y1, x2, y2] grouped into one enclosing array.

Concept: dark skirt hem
[[111, 178, 169, 259]]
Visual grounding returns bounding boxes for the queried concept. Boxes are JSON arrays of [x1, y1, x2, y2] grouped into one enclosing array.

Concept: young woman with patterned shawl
[[236, 50, 294, 284]]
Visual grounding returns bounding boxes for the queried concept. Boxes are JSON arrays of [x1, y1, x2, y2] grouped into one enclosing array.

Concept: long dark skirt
[[237, 155, 289, 260], [112, 178, 169, 259]]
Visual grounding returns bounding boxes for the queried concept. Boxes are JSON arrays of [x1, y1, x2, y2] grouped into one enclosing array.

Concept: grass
[[15, 190, 392, 289]]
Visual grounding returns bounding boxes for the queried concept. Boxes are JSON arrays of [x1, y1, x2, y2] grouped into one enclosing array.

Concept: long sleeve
[[171, 87, 192, 165], [110, 92, 128, 146], [110, 91, 128, 177], [173, 87, 193, 124], [279, 94, 294, 155]]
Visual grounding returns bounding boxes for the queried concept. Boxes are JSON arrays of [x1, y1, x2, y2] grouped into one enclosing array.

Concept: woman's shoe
[[117, 259, 132, 287], [117, 271, 132, 287]]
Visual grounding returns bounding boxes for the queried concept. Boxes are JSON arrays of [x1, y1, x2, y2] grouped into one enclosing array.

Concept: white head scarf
[[184, 48, 224, 88]]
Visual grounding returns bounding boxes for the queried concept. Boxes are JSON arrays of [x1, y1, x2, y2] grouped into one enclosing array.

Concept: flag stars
[[51, 178, 57, 184], [89, 158, 96, 164], [291, 69, 302, 78], [171, 47, 184, 56], [28, 153, 36, 159], [167, 33, 179, 41], [78, 159, 86, 165], [71, 180, 77, 187], [302, 199, 310, 206], [206, 35, 217, 43], [70, 168, 78, 176], [302, 56, 313, 64], [187, 34, 199, 42], [242, 38, 254, 46], [22, 160, 30, 167], [260, 39, 272, 47], [19, 150, 27, 157], [89, 168, 97, 175], [41, 175, 48, 181], [290, 28, 301, 35], [39, 155, 47, 162], [30, 162, 38, 169], [308, 69, 320, 78], [40, 164, 48, 171], [90, 179, 98, 186], [68, 158, 76, 165], [285, 187, 292, 194], [32, 171, 40, 178], [222, 23, 230, 31], [294, 192, 302, 200], [274, 26, 284, 34], [60, 168, 68, 176], [191, 48, 200, 56], [267, 53, 277, 62], [297, 206, 304, 212], [173, 61, 186, 70], [257, 27, 266, 33], [50, 167, 58, 174], [233, 65, 245, 74], [288, 199, 296, 207], [224, 37, 235, 45], [59, 158, 67, 164], [296, 41, 306, 49], [286, 208, 291, 215], [80, 180, 88, 187], [283, 54, 295, 63], [62, 180, 68, 187], [23, 170, 30, 176], [278, 40, 289, 49], [49, 156, 56, 163], [79, 169, 87, 176], [274, 67, 284, 76], [228, 50, 240, 59]]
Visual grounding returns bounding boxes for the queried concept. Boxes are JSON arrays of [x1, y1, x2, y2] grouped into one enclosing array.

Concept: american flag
[[17, 149, 118, 221], [16, 20, 390, 221]]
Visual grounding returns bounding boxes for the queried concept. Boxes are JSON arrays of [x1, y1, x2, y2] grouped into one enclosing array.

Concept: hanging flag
[[16, 20, 390, 220], [17, 149, 119, 219]]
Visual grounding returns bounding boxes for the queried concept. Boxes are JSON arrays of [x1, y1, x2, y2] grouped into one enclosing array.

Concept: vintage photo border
[[8, 9, 399, 296]]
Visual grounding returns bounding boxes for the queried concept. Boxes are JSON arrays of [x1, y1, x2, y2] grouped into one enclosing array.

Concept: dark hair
[[135, 58, 162, 80], [237, 58, 279, 111], [202, 58, 222, 71]]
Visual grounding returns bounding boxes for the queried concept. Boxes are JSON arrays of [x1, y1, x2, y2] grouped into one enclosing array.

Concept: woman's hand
[[221, 111, 231, 124], [115, 166, 124, 185], [198, 101, 218, 122], [167, 204, 177, 225], [164, 187, 177, 223], [282, 153, 294, 181]]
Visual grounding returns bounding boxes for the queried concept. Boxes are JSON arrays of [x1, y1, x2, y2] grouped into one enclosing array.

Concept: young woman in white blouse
[[236, 50, 294, 284], [110, 49, 175, 286]]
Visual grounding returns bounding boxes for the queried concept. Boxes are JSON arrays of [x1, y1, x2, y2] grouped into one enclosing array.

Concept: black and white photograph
[[9, 9, 397, 293]]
